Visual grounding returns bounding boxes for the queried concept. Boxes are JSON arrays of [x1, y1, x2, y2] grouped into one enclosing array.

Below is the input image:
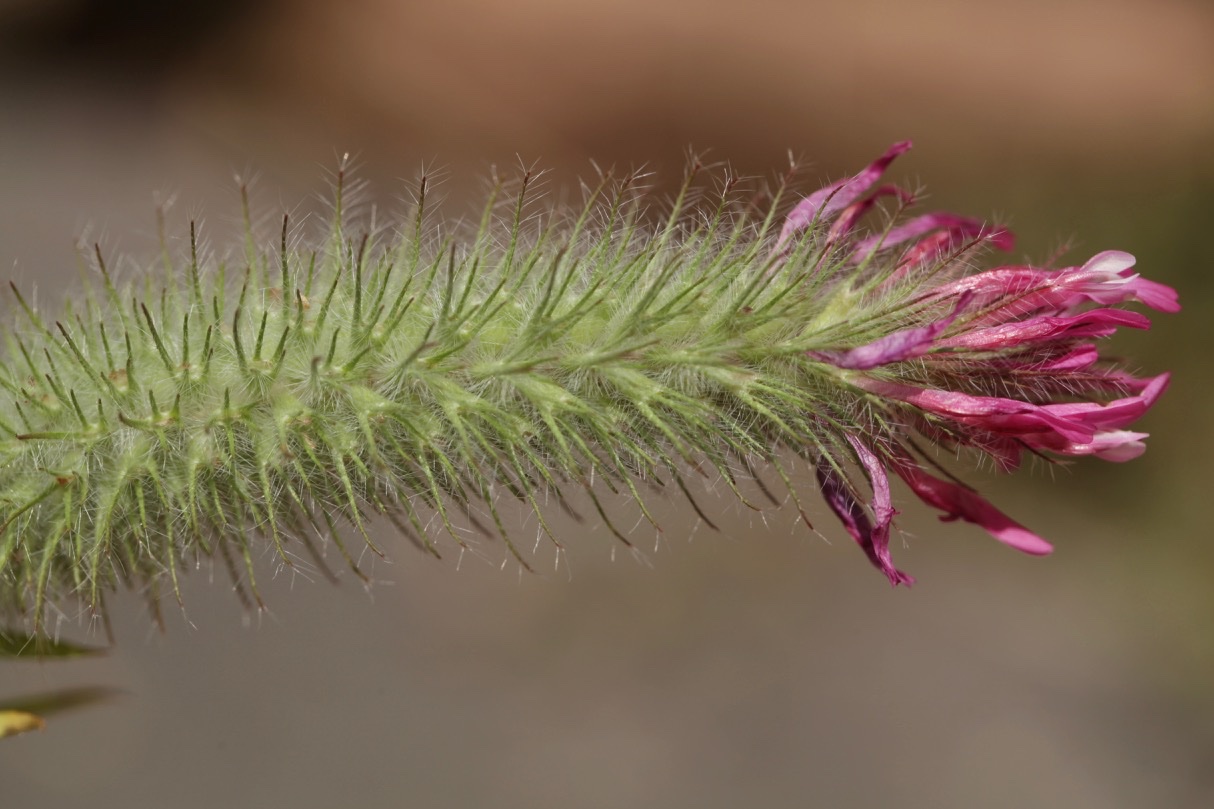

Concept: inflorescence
[[0, 142, 1177, 635]]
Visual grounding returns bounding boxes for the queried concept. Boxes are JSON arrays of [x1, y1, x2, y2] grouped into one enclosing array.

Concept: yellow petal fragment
[[0, 710, 46, 739]]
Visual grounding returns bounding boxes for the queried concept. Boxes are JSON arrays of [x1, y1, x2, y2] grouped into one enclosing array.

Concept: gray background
[[2, 1, 1211, 806]]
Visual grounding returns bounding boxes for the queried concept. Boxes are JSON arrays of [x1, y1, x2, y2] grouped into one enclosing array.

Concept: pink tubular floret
[[774, 140, 913, 255], [886, 451, 1054, 556]]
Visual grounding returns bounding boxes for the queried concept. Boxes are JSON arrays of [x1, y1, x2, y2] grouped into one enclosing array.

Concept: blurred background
[[1, 0, 1211, 806]]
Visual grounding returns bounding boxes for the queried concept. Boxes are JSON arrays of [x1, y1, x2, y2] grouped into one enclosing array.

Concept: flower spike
[[0, 142, 1176, 637]]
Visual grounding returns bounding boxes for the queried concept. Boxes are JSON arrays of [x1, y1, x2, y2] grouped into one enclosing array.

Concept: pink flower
[[851, 212, 1015, 268], [828, 184, 917, 247], [936, 309, 1151, 351], [785, 142, 1177, 584], [931, 250, 1180, 317], [815, 436, 914, 586], [885, 451, 1054, 556], [808, 293, 971, 370], [854, 373, 1170, 460], [774, 141, 912, 256]]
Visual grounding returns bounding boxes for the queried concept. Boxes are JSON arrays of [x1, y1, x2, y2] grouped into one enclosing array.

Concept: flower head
[[788, 142, 1177, 584], [0, 143, 1177, 638]]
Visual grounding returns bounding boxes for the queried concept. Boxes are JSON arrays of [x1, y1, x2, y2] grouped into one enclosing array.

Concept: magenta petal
[[1041, 373, 1170, 431], [1046, 252, 1179, 312], [775, 141, 912, 254], [1122, 276, 1181, 313], [889, 455, 1054, 556], [1081, 250, 1136, 276], [932, 250, 1179, 316], [816, 445, 914, 587], [938, 308, 1151, 350], [864, 374, 1168, 460], [857, 379, 1097, 443], [899, 225, 1014, 272], [1058, 430, 1149, 462], [808, 323, 944, 370], [810, 293, 971, 369], [930, 266, 1050, 309], [828, 184, 916, 244], [1040, 344, 1100, 372], [847, 436, 902, 574], [850, 212, 1011, 265]]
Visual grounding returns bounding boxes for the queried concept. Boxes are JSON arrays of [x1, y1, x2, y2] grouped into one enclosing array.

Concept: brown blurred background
[[1, 1, 1212, 807]]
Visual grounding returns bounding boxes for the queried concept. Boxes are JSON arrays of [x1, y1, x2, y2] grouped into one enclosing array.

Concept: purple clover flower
[[792, 143, 1177, 585]]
